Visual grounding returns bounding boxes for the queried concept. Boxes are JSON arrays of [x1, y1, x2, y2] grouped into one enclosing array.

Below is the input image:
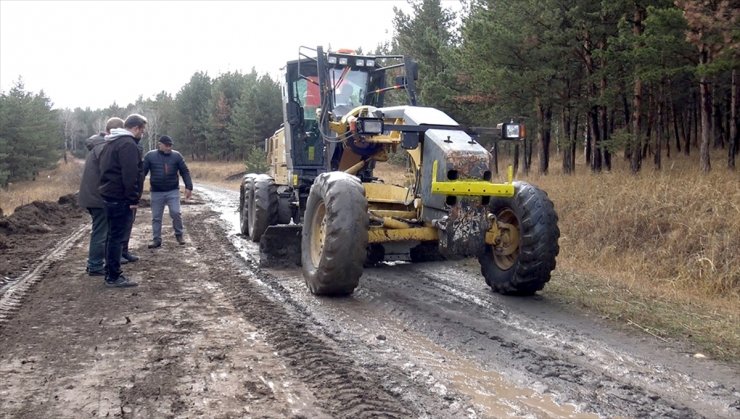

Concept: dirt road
[[0, 186, 738, 418]]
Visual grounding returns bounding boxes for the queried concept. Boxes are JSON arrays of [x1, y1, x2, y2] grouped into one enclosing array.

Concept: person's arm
[[177, 152, 193, 199], [142, 152, 151, 179]]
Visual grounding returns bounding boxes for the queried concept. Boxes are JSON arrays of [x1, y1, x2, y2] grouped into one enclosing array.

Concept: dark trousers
[[122, 207, 137, 255], [86, 207, 108, 271], [104, 200, 133, 281]]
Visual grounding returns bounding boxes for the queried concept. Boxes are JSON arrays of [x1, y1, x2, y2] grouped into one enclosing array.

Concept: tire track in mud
[[357, 263, 702, 418], [0, 225, 87, 327], [192, 211, 413, 419]]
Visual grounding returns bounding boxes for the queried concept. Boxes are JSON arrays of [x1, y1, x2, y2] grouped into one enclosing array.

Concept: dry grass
[[188, 160, 244, 191], [499, 149, 739, 361], [0, 157, 84, 216]]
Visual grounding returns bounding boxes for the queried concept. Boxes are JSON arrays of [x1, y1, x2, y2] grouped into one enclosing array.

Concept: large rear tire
[[478, 181, 559, 295], [239, 173, 257, 235], [301, 172, 368, 296], [248, 175, 278, 242]]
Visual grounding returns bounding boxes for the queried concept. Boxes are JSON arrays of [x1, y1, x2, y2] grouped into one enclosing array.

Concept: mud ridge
[[0, 225, 87, 327], [191, 211, 413, 418]]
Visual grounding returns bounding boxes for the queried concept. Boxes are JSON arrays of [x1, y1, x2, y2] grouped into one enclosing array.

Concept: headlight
[[357, 118, 384, 134], [328, 55, 338, 64], [356, 59, 365, 66], [339, 57, 348, 65], [365, 59, 375, 67], [497, 122, 525, 140]]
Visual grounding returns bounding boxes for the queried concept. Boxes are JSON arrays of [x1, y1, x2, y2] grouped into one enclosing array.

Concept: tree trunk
[[600, 76, 611, 171], [672, 103, 682, 154], [699, 48, 712, 172], [537, 101, 552, 175], [561, 107, 573, 174], [572, 113, 578, 174], [630, 5, 644, 174], [623, 93, 631, 160], [713, 82, 725, 149], [491, 141, 499, 175], [590, 107, 602, 172], [655, 96, 663, 170], [730, 68, 737, 170]]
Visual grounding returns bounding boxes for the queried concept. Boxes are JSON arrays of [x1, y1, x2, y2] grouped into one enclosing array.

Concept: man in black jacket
[[78, 117, 124, 276], [98, 114, 147, 288], [143, 135, 193, 248]]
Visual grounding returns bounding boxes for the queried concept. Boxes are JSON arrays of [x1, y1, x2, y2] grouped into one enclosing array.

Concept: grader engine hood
[[421, 128, 493, 257], [379, 106, 495, 257]]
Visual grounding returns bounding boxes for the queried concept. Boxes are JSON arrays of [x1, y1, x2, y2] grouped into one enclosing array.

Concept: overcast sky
[[1, 0, 458, 110]]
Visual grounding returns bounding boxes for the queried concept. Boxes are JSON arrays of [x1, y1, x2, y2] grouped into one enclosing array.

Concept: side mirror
[[287, 101, 303, 126]]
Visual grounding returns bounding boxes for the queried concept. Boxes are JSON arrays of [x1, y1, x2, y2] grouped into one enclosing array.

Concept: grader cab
[[239, 46, 559, 296]]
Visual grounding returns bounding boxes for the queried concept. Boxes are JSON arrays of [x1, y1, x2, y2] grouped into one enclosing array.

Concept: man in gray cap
[[142, 135, 193, 248]]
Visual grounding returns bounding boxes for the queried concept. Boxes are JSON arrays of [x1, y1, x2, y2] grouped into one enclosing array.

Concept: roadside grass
[[0, 156, 83, 216], [5, 151, 738, 361], [495, 149, 739, 362], [188, 160, 243, 191]]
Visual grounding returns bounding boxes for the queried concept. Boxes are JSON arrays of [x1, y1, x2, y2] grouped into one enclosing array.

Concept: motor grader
[[239, 46, 559, 296]]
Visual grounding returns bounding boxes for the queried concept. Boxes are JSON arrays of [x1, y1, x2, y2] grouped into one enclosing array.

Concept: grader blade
[[258, 225, 302, 268]]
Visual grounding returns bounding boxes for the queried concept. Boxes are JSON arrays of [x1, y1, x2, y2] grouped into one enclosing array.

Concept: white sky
[[0, 0, 451, 110]]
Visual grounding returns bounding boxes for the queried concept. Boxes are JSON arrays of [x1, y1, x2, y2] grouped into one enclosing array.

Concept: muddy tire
[[301, 172, 368, 296], [239, 173, 257, 235], [248, 175, 278, 242], [478, 181, 559, 295]]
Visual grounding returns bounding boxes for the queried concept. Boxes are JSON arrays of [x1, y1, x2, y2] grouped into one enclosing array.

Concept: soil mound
[[0, 193, 83, 249]]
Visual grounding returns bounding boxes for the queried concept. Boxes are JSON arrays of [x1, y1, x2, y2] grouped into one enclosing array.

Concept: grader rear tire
[[248, 175, 278, 242], [478, 181, 559, 295], [301, 172, 368, 296], [239, 173, 257, 236]]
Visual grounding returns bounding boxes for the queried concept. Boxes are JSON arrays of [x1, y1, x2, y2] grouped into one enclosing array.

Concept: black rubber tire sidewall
[[478, 181, 560, 295], [239, 174, 257, 236], [301, 172, 368, 296], [248, 175, 278, 242]]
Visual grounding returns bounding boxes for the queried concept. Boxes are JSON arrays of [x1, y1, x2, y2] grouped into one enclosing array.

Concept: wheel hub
[[492, 209, 520, 270]]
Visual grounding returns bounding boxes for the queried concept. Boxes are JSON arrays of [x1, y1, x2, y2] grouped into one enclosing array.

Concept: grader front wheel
[[301, 172, 368, 296], [479, 182, 560, 295]]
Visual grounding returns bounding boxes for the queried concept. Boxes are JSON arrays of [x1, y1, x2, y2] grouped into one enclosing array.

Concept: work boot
[[176, 235, 186, 245], [105, 275, 138, 288], [122, 252, 140, 263], [86, 267, 105, 277], [148, 239, 161, 249]]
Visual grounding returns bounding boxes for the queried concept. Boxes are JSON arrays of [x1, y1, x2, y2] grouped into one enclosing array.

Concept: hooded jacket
[[78, 133, 107, 208], [142, 149, 193, 192], [98, 128, 143, 205]]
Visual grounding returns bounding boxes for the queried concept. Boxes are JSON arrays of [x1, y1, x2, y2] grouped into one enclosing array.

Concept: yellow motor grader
[[239, 46, 559, 296]]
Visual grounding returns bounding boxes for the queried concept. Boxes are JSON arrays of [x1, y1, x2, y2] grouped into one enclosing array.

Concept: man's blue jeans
[[150, 190, 183, 240], [86, 207, 107, 271], [104, 200, 134, 280]]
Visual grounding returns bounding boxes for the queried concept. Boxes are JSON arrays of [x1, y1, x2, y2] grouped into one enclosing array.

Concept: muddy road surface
[[0, 186, 738, 418]]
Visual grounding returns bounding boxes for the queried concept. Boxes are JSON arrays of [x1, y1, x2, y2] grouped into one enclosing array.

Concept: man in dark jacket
[[143, 135, 193, 248], [98, 113, 147, 288], [78, 117, 124, 276]]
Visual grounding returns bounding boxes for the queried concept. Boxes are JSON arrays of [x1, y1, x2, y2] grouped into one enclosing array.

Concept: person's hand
[[185, 189, 192, 200]]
